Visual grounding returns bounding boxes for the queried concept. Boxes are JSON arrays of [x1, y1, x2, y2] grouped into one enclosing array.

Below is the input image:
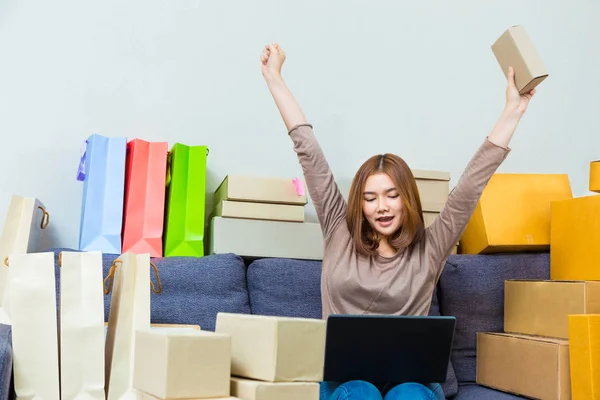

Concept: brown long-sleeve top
[[289, 124, 510, 320]]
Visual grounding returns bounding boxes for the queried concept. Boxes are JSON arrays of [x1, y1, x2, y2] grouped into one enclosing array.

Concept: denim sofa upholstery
[[0, 249, 551, 399]]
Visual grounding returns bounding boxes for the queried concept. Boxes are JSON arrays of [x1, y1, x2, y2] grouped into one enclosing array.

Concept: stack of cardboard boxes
[[132, 313, 325, 400], [208, 170, 453, 259], [216, 313, 325, 399], [471, 162, 600, 399], [456, 172, 573, 399], [411, 169, 457, 253], [208, 175, 323, 260]]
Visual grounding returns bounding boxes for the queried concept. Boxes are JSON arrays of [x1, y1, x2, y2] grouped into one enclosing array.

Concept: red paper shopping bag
[[122, 139, 168, 257]]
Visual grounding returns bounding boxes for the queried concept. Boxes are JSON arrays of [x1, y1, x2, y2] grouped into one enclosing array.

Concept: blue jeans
[[320, 380, 445, 400]]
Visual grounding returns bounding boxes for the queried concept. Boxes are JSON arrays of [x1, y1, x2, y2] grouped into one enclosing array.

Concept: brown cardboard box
[[551, 195, 600, 280], [412, 169, 450, 212], [133, 330, 231, 399], [590, 161, 600, 193], [215, 312, 326, 382], [504, 280, 600, 339], [568, 315, 600, 400], [476, 332, 571, 399], [459, 173, 572, 254], [214, 175, 307, 206], [412, 169, 455, 253], [230, 377, 319, 400], [213, 200, 305, 223], [491, 25, 548, 95]]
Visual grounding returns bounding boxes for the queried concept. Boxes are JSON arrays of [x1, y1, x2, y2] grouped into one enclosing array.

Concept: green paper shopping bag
[[163, 143, 208, 257]]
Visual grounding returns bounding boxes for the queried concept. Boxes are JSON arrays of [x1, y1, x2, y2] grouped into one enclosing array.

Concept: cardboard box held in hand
[[492, 25, 548, 94]]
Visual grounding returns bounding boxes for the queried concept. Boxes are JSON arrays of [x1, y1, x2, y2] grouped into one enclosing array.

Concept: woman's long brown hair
[[347, 153, 425, 257]]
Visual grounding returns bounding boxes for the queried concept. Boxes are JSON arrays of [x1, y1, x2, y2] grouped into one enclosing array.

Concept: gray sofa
[[0, 248, 550, 399]]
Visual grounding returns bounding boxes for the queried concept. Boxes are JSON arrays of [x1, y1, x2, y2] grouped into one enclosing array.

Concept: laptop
[[322, 314, 456, 384]]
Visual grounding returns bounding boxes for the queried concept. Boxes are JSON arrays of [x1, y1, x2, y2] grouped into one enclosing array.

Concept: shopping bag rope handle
[[103, 260, 122, 295], [102, 260, 163, 295], [38, 206, 50, 229], [150, 262, 162, 294]]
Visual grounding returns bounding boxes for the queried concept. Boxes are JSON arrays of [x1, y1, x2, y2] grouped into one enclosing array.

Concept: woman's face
[[362, 172, 404, 238]]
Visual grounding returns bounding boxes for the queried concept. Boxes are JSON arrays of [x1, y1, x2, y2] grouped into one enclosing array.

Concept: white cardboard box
[[133, 330, 231, 399], [209, 217, 323, 260], [215, 313, 326, 382], [230, 377, 319, 400]]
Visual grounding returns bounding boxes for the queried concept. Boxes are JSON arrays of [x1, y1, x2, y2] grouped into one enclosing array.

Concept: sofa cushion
[[246, 257, 322, 319], [428, 287, 458, 399], [437, 253, 550, 383], [48, 249, 251, 331], [455, 383, 526, 399], [248, 258, 458, 399]]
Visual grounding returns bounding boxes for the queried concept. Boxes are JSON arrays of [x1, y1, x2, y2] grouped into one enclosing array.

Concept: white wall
[[0, 0, 598, 249]]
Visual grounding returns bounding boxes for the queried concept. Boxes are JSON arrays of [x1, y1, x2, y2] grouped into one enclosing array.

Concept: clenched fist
[[261, 43, 286, 78]]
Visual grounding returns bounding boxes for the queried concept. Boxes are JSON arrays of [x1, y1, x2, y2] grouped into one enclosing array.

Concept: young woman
[[260, 43, 536, 400]]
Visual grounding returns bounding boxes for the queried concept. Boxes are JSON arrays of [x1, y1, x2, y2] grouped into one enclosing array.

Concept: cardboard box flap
[[214, 175, 308, 205], [411, 169, 450, 181], [505, 279, 589, 283], [483, 332, 569, 345]]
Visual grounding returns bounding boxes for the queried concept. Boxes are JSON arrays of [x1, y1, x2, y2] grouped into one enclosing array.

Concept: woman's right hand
[[261, 43, 286, 79], [260, 42, 307, 131]]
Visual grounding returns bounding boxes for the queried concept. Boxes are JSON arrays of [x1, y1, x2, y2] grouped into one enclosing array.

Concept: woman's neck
[[377, 238, 397, 258]]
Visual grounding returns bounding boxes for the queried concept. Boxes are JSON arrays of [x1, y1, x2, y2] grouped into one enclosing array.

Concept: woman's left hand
[[505, 66, 536, 116]]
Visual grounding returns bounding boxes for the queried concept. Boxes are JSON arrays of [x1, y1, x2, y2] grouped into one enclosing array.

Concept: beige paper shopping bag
[[104, 253, 160, 400], [59, 251, 105, 400], [8, 252, 59, 400], [0, 195, 51, 324]]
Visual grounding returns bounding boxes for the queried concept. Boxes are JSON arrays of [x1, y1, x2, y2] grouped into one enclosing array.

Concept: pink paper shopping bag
[[122, 139, 168, 257]]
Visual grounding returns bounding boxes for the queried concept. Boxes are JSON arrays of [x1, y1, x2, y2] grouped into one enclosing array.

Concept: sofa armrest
[[0, 324, 12, 400]]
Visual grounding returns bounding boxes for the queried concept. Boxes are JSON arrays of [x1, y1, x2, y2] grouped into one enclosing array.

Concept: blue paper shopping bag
[[77, 134, 127, 253]]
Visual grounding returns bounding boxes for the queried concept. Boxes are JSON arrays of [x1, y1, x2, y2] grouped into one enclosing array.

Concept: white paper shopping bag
[[0, 195, 51, 324], [59, 251, 105, 400], [8, 252, 59, 400], [104, 252, 160, 400]]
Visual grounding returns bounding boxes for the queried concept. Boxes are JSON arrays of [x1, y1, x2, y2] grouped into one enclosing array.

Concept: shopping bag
[[0, 195, 51, 324], [78, 134, 127, 254], [104, 252, 161, 400], [163, 143, 208, 257], [122, 139, 168, 257], [8, 252, 59, 400], [59, 251, 105, 400]]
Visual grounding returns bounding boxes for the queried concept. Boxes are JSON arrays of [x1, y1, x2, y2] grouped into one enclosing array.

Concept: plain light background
[[0, 0, 598, 249]]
